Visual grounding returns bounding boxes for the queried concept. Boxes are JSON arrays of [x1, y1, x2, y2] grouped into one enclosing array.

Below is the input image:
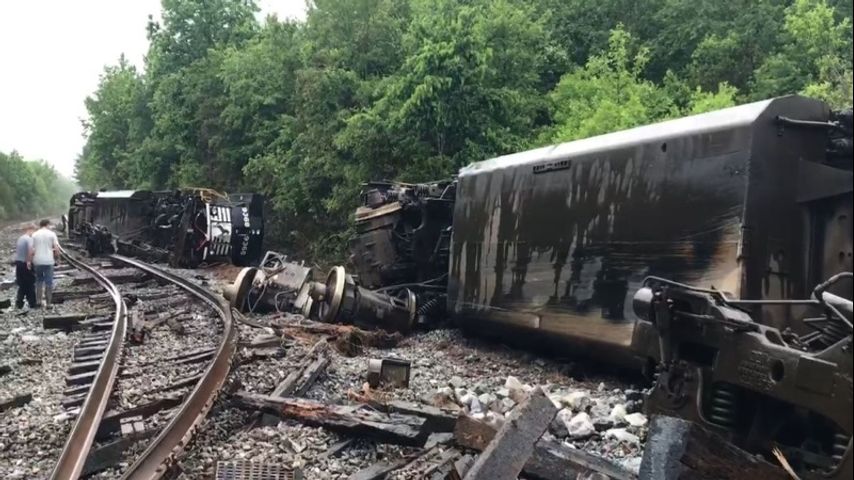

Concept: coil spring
[[707, 383, 738, 427], [832, 432, 850, 465], [417, 296, 443, 316]]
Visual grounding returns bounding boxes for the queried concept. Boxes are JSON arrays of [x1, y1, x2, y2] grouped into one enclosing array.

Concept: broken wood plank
[[233, 391, 427, 446], [82, 429, 156, 476], [238, 333, 283, 349], [0, 393, 33, 412], [347, 457, 412, 480], [43, 313, 90, 330], [462, 412, 637, 480], [52, 288, 104, 303], [454, 414, 635, 480], [270, 338, 329, 398], [71, 271, 148, 286], [463, 387, 557, 480], [392, 446, 463, 480], [98, 394, 184, 440], [639, 415, 789, 480], [319, 439, 355, 460], [271, 315, 402, 356]]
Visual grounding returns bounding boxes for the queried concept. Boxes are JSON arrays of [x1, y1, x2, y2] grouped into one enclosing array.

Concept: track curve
[[49, 248, 128, 480], [108, 254, 238, 480]]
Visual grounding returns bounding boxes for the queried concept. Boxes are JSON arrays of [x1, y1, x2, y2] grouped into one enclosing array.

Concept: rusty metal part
[[109, 254, 237, 480], [50, 248, 127, 480], [350, 181, 454, 290], [224, 252, 314, 314], [635, 275, 853, 479], [367, 358, 412, 389], [310, 265, 417, 332]]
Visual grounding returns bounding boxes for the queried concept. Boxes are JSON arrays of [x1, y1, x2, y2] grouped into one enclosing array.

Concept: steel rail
[[108, 254, 237, 480], [50, 248, 128, 480]]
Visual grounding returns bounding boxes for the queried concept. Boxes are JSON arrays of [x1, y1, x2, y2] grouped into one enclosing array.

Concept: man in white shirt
[[28, 219, 61, 307]]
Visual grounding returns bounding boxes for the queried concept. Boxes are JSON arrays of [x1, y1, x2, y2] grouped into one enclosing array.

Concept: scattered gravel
[[2, 220, 648, 479]]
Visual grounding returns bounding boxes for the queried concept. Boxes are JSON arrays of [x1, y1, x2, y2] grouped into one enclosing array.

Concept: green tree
[[753, 0, 853, 101], [548, 27, 736, 143]]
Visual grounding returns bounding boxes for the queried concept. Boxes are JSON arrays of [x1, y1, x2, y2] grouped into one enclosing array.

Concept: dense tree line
[[0, 150, 78, 222], [76, 0, 853, 256]]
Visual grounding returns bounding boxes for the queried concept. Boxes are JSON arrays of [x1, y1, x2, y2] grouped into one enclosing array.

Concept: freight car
[[222, 95, 851, 477], [67, 189, 264, 267], [320, 95, 851, 479]]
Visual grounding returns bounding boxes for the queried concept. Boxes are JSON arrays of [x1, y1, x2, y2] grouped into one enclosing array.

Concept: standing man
[[14, 224, 36, 309], [29, 219, 61, 308]]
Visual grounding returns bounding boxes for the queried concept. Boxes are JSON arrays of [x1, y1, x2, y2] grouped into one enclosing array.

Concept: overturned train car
[[339, 96, 852, 478], [67, 189, 264, 267], [447, 95, 853, 478]]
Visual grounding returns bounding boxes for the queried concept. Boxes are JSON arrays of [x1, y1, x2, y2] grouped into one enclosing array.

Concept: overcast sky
[[0, 0, 307, 179]]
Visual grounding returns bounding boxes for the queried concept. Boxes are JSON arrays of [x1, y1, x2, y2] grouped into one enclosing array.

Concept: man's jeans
[[15, 261, 36, 308], [35, 264, 55, 289]]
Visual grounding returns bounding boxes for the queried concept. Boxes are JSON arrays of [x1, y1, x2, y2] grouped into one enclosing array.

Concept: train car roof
[[460, 97, 788, 177], [95, 190, 149, 199]]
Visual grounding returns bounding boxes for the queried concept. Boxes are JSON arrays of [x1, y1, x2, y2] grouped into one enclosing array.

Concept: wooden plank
[[347, 457, 411, 480], [0, 393, 33, 412], [71, 271, 147, 286], [463, 387, 557, 480], [82, 430, 155, 476], [98, 394, 184, 440], [233, 391, 427, 446], [639, 415, 789, 480], [270, 339, 329, 398], [42, 313, 89, 330], [454, 412, 635, 480]]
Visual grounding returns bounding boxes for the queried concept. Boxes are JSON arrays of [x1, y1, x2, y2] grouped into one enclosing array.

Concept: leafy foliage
[[1, 151, 78, 221], [74, 0, 853, 255]]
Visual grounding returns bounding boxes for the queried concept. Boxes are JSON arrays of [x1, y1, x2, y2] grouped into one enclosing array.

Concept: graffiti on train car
[[67, 189, 264, 267]]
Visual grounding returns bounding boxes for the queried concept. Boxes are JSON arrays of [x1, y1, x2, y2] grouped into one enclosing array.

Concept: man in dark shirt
[[14, 224, 37, 309]]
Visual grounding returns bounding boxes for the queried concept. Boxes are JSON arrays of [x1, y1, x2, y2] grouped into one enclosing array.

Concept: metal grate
[[215, 460, 302, 480]]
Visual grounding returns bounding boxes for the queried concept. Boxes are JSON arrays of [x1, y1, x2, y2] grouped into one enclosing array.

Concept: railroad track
[[47, 249, 237, 480]]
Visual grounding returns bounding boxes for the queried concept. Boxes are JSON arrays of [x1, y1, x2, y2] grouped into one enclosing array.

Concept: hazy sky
[[0, 0, 307, 178]]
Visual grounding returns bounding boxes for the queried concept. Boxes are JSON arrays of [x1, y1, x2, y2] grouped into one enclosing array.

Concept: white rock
[[609, 404, 628, 422], [548, 394, 562, 409], [624, 412, 648, 427], [504, 376, 524, 391], [469, 396, 484, 414], [454, 388, 468, 400], [620, 456, 643, 475], [597, 382, 606, 392], [485, 411, 505, 429], [567, 412, 595, 439], [436, 386, 453, 397], [53, 412, 72, 423], [21, 334, 41, 343], [459, 393, 476, 408], [495, 387, 510, 398], [605, 428, 640, 444], [499, 397, 516, 413], [449, 376, 466, 388], [562, 391, 591, 410], [478, 393, 496, 406]]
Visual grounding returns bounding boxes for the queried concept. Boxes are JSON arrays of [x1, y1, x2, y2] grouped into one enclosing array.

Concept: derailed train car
[[447, 95, 853, 478], [334, 95, 852, 478], [67, 189, 264, 267], [224, 95, 851, 478], [449, 95, 851, 361]]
